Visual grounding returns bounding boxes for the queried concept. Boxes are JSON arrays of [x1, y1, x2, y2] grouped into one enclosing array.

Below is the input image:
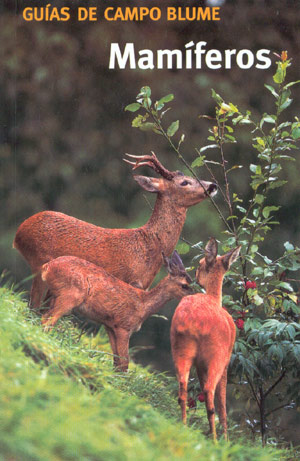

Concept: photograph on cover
[[0, 0, 300, 457]]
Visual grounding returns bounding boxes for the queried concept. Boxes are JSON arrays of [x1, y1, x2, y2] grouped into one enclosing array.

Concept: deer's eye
[[181, 284, 190, 290], [180, 180, 190, 186]]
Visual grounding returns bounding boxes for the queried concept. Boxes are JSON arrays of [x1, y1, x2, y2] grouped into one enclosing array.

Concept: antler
[[123, 151, 175, 180]]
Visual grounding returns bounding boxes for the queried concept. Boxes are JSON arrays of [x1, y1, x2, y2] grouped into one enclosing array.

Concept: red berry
[[235, 318, 244, 330], [188, 398, 196, 408], [245, 280, 257, 290], [197, 392, 205, 403]]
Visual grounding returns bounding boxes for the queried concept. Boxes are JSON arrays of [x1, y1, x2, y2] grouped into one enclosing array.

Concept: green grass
[[0, 285, 296, 460]]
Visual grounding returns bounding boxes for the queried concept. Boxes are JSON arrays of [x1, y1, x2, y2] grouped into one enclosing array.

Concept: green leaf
[[262, 206, 280, 219], [232, 115, 244, 125], [211, 89, 223, 104], [176, 242, 190, 255], [239, 118, 252, 125], [167, 120, 179, 137], [264, 84, 279, 98], [260, 116, 276, 130], [251, 267, 264, 276], [226, 165, 243, 174], [125, 103, 141, 112], [229, 103, 239, 113], [191, 156, 205, 168], [273, 62, 286, 84], [277, 281, 293, 292], [236, 205, 246, 213], [132, 114, 146, 128], [250, 164, 262, 175], [292, 127, 300, 139], [283, 79, 300, 89], [284, 241, 294, 251], [286, 324, 296, 340], [279, 97, 293, 112], [155, 94, 174, 110], [268, 180, 287, 189], [139, 122, 157, 132], [253, 294, 264, 306], [262, 255, 272, 264], [278, 121, 291, 130], [199, 144, 218, 153], [254, 194, 265, 205], [157, 94, 174, 105], [225, 134, 236, 142], [138, 86, 151, 98]]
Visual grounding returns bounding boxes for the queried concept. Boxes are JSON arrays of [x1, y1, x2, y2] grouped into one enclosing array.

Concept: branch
[[245, 372, 260, 407], [264, 369, 286, 398], [265, 401, 293, 418]]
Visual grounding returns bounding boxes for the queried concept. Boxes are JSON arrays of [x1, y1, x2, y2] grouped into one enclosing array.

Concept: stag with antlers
[[14, 152, 217, 308]]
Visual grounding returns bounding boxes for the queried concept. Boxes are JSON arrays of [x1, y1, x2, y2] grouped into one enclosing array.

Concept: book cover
[[1, 0, 299, 452]]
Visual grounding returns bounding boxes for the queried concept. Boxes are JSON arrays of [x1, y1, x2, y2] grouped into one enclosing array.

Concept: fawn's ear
[[222, 246, 241, 270], [133, 175, 164, 193], [162, 251, 170, 269], [205, 238, 218, 266], [163, 251, 180, 275], [170, 250, 186, 272], [163, 250, 191, 280]]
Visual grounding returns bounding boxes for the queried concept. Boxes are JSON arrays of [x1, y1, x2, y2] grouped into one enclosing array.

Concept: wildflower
[[281, 51, 288, 62], [235, 318, 244, 330], [244, 280, 257, 290]]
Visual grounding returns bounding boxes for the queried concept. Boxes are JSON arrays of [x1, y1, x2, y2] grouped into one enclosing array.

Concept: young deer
[[41, 251, 193, 371], [14, 152, 217, 309], [171, 238, 241, 441]]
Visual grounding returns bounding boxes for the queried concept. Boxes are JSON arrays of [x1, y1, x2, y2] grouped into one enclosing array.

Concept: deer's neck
[[143, 194, 187, 255], [204, 277, 224, 306], [141, 278, 173, 319]]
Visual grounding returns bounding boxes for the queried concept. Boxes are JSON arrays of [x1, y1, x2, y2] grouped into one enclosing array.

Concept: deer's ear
[[133, 175, 163, 193], [162, 251, 170, 269], [205, 238, 218, 266], [222, 246, 241, 269], [163, 250, 187, 277], [170, 251, 186, 272]]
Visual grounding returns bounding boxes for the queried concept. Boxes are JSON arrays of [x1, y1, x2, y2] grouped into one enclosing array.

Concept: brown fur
[[14, 159, 217, 308], [41, 251, 193, 371], [171, 238, 241, 441]]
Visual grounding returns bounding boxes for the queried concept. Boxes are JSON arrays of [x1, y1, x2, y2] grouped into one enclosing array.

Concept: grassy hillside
[[0, 284, 296, 460]]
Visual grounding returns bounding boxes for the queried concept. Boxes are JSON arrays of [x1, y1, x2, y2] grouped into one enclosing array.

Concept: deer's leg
[[104, 326, 119, 368], [200, 361, 224, 442], [114, 328, 130, 372], [172, 338, 196, 425], [41, 290, 84, 328], [175, 355, 194, 425], [215, 366, 228, 441], [195, 362, 216, 439], [30, 273, 47, 309]]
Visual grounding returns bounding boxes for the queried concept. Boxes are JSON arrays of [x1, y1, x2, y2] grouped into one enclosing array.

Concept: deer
[[13, 152, 217, 309], [170, 238, 241, 441], [40, 250, 193, 371]]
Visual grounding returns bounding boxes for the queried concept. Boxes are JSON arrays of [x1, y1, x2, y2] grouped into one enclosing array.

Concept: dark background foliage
[[1, 1, 300, 430]]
